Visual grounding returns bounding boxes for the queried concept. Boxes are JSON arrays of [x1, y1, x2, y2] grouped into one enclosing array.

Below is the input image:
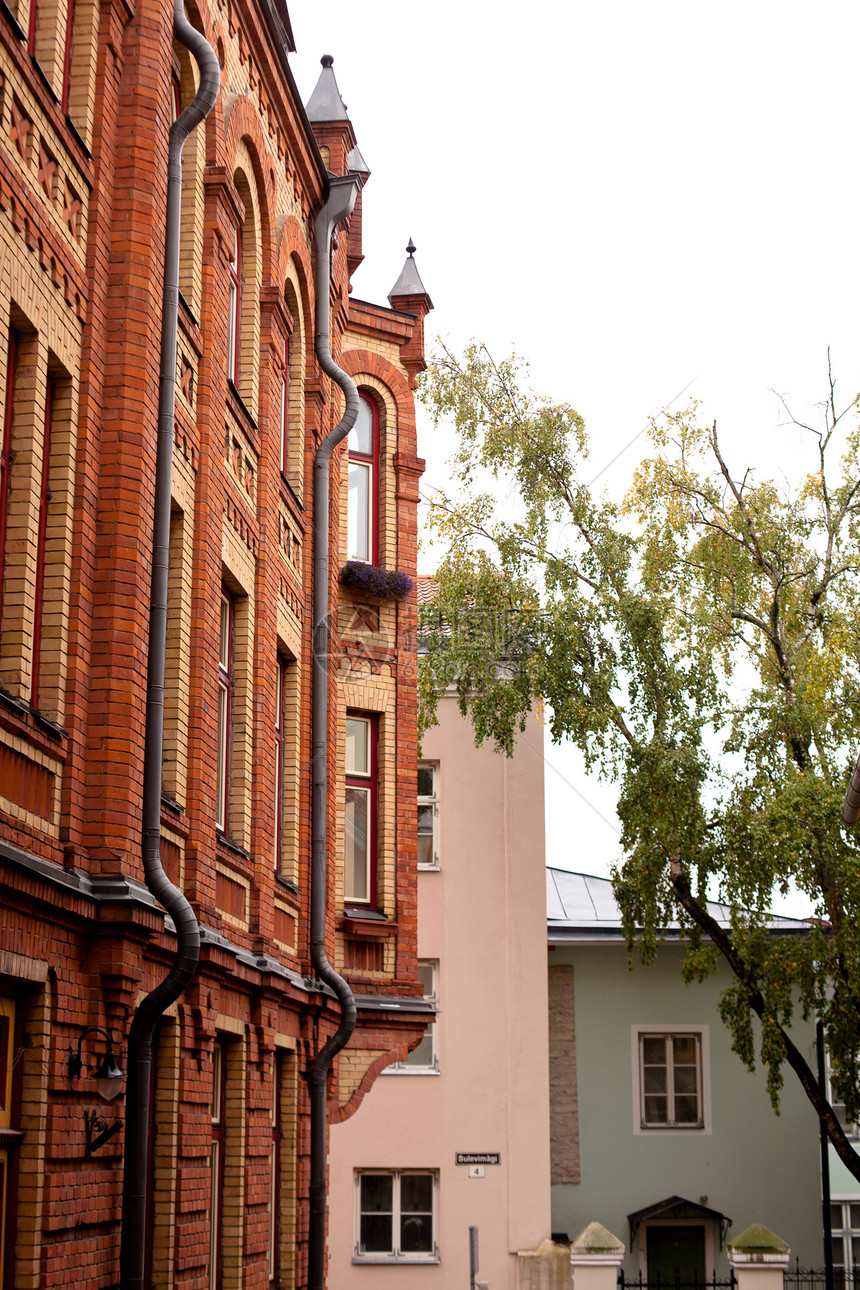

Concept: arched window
[[347, 392, 378, 564]]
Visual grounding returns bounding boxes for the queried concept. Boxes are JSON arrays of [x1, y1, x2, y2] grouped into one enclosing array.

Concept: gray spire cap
[[388, 239, 429, 301], [305, 54, 349, 122], [347, 143, 370, 176]]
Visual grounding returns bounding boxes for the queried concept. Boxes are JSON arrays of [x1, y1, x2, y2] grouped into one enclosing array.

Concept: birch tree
[[418, 342, 860, 1179]]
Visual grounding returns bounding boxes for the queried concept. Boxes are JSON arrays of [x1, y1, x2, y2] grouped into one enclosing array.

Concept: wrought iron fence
[[618, 1272, 735, 1290], [784, 1265, 831, 1290]]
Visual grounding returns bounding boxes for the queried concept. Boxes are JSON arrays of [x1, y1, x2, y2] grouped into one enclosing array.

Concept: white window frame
[[831, 1197, 860, 1290], [385, 961, 438, 1074], [417, 763, 439, 869], [353, 1169, 439, 1264], [631, 1025, 711, 1136], [827, 1052, 860, 1141]]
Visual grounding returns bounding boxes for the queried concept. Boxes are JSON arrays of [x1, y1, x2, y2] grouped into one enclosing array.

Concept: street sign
[[456, 1152, 500, 1166]]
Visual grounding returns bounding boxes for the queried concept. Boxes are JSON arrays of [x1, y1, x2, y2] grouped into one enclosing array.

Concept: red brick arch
[[276, 222, 313, 362], [340, 350, 417, 459], [333, 1044, 413, 1124], [223, 98, 277, 280]]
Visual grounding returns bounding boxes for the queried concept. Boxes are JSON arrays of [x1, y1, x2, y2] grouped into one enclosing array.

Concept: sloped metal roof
[[305, 54, 350, 122], [546, 867, 811, 941]]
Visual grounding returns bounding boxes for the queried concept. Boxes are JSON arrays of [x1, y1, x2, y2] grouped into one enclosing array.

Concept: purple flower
[[339, 562, 414, 602]]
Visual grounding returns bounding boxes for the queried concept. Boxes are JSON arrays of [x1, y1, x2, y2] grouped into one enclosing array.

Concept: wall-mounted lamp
[[68, 1026, 126, 1102]]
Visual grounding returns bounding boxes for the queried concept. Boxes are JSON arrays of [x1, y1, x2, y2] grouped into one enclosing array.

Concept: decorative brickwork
[[0, 0, 431, 1281]]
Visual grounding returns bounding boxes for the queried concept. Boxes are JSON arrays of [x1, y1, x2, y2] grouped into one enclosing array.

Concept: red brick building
[[0, 0, 431, 1281]]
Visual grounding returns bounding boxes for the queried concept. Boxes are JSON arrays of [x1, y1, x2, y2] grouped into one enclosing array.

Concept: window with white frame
[[827, 1052, 860, 1141], [417, 764, 438, 868], [831, 1201, 860, 1290], [386, 962, 437, 1073], [355, 1170, 437, 1262], [634, 1029, 707, 1131]]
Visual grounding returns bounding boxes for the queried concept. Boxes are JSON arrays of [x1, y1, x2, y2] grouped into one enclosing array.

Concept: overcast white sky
[[291, 2, 860, 913]]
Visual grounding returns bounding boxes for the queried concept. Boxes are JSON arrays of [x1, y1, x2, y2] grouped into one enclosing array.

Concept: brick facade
[[0, 0, 430, 1282]]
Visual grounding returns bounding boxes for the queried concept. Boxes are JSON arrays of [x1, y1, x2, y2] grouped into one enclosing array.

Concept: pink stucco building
[[328, 684, 552, 1285]]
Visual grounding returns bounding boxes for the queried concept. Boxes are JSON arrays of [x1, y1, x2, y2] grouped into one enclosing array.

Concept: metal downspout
[[308, 172, 361, 1290], [118, 9, 219, 1286]]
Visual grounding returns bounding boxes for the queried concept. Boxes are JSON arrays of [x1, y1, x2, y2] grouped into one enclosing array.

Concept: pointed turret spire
[[388, 240, 433, 388], [388, 239, 430, 303], [305, 54, 350, 122]]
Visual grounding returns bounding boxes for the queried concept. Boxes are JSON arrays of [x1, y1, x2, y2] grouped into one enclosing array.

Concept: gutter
[[118, 5, 219, 1285], [307, 170, 361, 1290]]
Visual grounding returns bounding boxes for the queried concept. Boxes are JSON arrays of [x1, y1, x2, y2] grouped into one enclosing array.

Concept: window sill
[[227, 379, 258, 433], [383, 1066, 440, 1076], [638, 1124, 706, 1133], [417, 863, 441, 873], [352, 1257, 440, 1266], [342, 910, 397, 937]]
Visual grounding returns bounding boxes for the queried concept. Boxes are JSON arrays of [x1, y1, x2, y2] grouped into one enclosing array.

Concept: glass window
[[227, 226, 241, 385], [831, 1201, 860, 1290], [356, 1171, 436, 1261], [639, 1033, 702, 1129], [404, 964, 433, 1073], [417, 764, 438, 867], [347, 393, 378, 563], [827, 1052, 860, 1141], [345, 714, 376, 905], [216, 593, 233, 832]]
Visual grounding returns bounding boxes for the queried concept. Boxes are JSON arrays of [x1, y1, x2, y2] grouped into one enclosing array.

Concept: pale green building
[[547, 869, 823, 1280]]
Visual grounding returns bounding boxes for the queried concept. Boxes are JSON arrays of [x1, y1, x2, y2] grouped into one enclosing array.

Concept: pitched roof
[[546, 867, 811, 941]]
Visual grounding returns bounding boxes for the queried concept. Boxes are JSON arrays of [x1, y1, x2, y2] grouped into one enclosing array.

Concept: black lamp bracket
[[68, 1026, 117, 1081], [84, 1109, 122, 1155]]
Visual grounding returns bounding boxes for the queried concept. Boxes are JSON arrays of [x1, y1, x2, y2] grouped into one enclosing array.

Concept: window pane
[[219, 596, 231, 668], [674, 1094, 699, 1124], [642, 1037, 666, 1064], [418, 834, 434, 866], [417, 767, 434, 796], [351, 398, 373, 455], [348, 461, 370, 561], [851, 1204, 860, 1229], [643, 1066, 667, 1094], [644, 1096, 668, 1123], [401, 1174, 432, 1213], [673, 1065, 698, 1095], [832, 1237, 845, 1267], [216, 683, 229, 829], [360, 1214, 393, 1253], [416, 963, 433, 995], [417, 805, 434, 833], [345, 787, 369, 902], [401, 1213, 432, 1254], [832, 1204, 845, 1230], [405, 1030, 434, 1067], [360, 1173, 393, 1212], [346, 718, 369, 776], [672, 1036, 697, 1064]]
